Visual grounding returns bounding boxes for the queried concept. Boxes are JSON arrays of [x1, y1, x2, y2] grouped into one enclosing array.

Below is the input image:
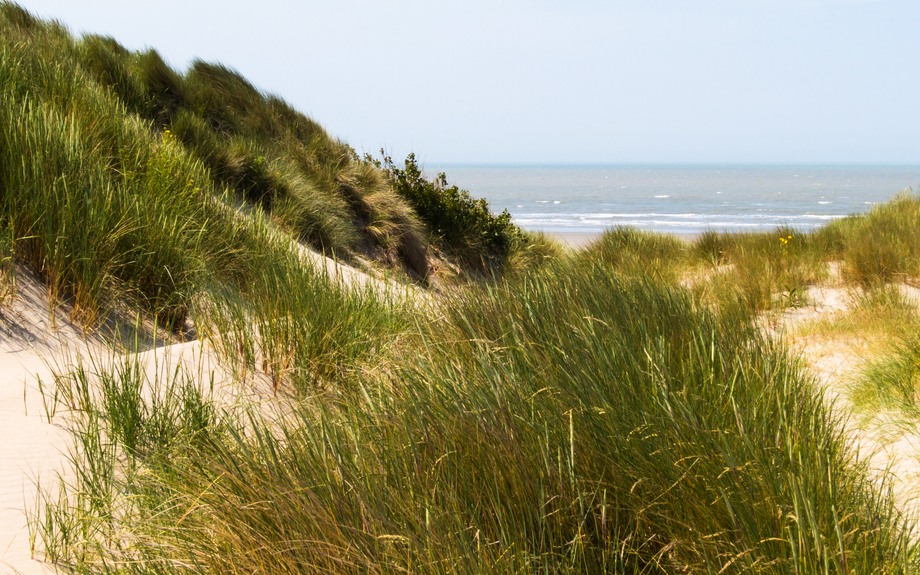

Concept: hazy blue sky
[[19, 0, 920, 164]]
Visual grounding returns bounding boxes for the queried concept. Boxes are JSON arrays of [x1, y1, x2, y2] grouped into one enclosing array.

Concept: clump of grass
[[184, 59, 263, 136], [830, 286, 920, 417], [577, 226, 688, 282], [199, 248, 411, 394], [268, 163, 359, 252], [502, 230, 565, 275], [853, 335, 920, 420], [691, 228, 827, 312], [135, 48, 187, 127], [818, 191, 920, 287], [75, 34, 148, 117], [32, 346, 227, 569], [693, 228, 731, 265], [0, 0, 37, 31]]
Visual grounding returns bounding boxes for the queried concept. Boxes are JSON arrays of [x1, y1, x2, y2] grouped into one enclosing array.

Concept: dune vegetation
[[4, 2, 920, 574]]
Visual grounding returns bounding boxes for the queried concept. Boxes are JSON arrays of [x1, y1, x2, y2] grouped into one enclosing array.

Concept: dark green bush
[[380, 153, 520, 270]]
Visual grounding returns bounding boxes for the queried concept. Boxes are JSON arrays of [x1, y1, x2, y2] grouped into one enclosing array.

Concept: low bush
[[379, 153, 520, 270]]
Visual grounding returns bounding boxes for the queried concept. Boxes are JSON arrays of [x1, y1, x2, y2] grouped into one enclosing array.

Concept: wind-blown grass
[[0, 1, 444, 294], [575, 226, 689, 282], [198, 248, 412, 394], [853, 334, 920, 422], [817, 191, 920, 286], [34, 262, 918, 573]]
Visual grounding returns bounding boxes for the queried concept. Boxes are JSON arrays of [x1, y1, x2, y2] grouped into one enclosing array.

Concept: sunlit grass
[[31, 263, 920, 574], [793, 286, 920, 352]]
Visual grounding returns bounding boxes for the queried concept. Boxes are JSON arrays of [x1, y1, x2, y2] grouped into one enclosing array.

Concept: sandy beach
[[547, 232, 601, 249], [549, 230, 699, 249]]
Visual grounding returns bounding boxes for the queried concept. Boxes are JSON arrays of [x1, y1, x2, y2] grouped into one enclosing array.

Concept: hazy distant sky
[[18, 0, 920, 164]]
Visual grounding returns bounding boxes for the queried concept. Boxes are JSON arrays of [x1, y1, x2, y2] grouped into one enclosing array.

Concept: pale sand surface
[[0, 268, 111, 574], [549, 230, 699, 249], [0, 248, 352, 573]]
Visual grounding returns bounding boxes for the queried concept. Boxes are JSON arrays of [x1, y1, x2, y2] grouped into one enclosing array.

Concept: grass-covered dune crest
[[0, 0, 529, 322]]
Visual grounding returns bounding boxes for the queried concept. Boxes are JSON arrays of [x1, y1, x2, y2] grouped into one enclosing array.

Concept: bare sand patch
[[769, 282, 920, 524]]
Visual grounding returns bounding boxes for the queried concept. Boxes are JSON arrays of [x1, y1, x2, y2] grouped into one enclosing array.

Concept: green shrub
[[380, 153, 520, 270]]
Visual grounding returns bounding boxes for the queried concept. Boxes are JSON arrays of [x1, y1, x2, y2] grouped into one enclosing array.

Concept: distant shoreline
[[547, 230, 700, 249]]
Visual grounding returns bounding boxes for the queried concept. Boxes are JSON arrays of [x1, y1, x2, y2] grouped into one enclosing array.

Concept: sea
[[426, 165, 920, 236]]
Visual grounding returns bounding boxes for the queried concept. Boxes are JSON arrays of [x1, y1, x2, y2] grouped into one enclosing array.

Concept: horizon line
[[423, 161, 920, 168]]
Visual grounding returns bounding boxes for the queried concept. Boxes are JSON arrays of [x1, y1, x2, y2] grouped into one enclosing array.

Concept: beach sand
[[549, 231, 699, 249], [547, 232, 602, 249]]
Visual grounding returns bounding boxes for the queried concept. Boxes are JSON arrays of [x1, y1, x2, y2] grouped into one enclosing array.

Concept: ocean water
[[427, 165, 920, 235]]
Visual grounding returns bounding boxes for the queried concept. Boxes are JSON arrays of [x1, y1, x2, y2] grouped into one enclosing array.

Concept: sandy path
[[771, 283, 920, 522], [0, 364, 63, 575], [0, 269, 111, 574]]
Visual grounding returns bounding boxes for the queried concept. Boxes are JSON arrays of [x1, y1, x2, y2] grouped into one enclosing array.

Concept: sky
[[18, 0, 920, 164]]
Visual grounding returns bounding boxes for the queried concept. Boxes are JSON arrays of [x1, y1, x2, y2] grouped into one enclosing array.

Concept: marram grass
[[35, 263, 918, 574]]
